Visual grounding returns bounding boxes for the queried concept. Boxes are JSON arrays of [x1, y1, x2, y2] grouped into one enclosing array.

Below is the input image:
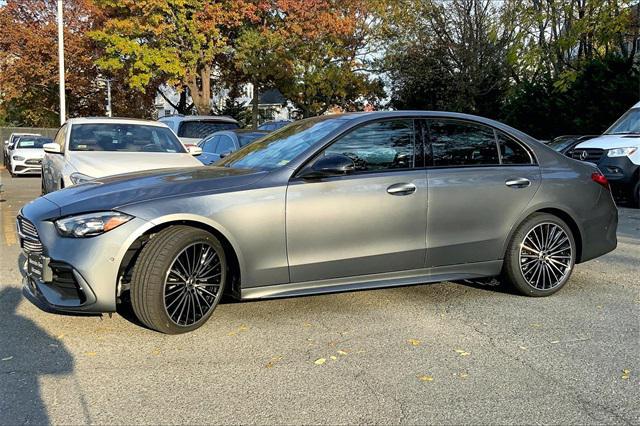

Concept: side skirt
[[241, 260, 503, 300]]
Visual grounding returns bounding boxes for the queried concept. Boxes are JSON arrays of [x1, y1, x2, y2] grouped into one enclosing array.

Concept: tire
[[130, 225, 227, 334], [633, 179, 640, 209], [502, 213, 576, 297]]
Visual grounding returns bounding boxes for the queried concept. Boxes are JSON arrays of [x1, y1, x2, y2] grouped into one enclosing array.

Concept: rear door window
[[178, 121, 239, 138], [427, 120, 500, 167], [496, 131, 533, 164]]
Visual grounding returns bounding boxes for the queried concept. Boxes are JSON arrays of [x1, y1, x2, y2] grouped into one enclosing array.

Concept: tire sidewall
[[133, 227, 227, 334], [505, 213, 576, 297]]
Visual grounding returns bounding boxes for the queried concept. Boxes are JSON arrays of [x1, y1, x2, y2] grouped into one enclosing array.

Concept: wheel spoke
[[163, 241, 223, 327], [519, 222, 573, 291]]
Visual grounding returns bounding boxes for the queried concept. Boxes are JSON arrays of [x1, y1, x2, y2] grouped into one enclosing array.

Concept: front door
[[286, 119, 428, 283], [424, 119, 541, 267]]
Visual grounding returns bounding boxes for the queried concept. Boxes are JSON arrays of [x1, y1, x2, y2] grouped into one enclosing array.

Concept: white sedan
[[42, 117, 203, 194], [8, 135, 51, 176]]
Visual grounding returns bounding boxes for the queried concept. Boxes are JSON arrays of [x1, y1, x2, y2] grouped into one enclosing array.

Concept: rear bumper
[[578, 189, 618, 263]]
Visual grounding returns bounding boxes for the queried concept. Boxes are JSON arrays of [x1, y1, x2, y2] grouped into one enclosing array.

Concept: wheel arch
[[504, 206, 584, 263], [116, 215, 244, 301]]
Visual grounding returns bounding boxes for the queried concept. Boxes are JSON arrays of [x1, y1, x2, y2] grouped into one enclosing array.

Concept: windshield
[[606, 108, 640, 135], [178, 121, 239, 138], [16, 137, 50, 149], [218, 117, 347, 170], [69, 124, 186, 153]]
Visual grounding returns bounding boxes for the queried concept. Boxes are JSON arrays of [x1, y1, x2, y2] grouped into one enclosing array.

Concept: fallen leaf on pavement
[[265, 356, 283, 368], [455, 349, 470, 356], [314, 358, 326, 365], [84, 352, 97, 357], [56, 334, 65, 339], [337, 350, 348, 356], [407, 339, 421, 346], [417, 375, 434, 382], [622, 369, 630, 380], [330, 356, 337, 361]]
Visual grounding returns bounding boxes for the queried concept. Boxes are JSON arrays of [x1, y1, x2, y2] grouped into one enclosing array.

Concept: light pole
[[97, 78, 113, 117], [57, 0, 66, 125]]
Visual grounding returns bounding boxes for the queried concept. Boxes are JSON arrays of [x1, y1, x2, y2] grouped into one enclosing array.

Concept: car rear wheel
[[130, 225, 227, 334], [503, 213, 576, 296]]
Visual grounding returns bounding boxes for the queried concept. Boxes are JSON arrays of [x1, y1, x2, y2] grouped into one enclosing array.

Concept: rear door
[[286, 118, 428, 282], [424, 119, 540, 267]]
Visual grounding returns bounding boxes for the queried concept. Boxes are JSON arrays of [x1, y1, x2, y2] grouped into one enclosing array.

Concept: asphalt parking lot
[[0, 169, 638, 425]]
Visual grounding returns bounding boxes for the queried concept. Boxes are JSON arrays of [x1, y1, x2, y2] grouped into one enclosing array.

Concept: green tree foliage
[[383, 0, 638, 138]]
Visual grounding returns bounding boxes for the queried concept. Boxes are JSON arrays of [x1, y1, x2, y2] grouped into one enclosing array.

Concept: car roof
[[65, 117, 169, 127], [158, 115, 238, 123]]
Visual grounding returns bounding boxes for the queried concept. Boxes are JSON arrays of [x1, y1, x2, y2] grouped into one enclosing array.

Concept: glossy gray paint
[[19, 111, 618, 313]]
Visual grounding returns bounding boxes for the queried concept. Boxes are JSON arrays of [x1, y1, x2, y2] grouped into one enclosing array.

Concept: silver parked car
[[19, 111, 618, 334], [41, 118, 203, 193]]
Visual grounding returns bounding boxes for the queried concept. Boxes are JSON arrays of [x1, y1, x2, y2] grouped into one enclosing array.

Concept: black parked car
[[546, 135, 599, 155], [197, 129, 268, 165]]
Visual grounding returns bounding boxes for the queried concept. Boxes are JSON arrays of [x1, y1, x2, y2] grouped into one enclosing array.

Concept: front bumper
[[12, 160, 42, 175], [596, 156, 638, 185], [18, 212, 149, 313]]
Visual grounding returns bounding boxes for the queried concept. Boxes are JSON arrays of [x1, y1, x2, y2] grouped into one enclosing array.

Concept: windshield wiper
[[607, 132, 640, 135]]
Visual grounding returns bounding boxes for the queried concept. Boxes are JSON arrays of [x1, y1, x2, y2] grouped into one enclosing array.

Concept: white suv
[[571, 101, 640, 207], [158, 115, 240, 146], [42, 118, 203, 194]]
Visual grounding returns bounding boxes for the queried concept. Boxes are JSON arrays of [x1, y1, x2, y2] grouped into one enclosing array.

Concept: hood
[[43, 166, 267, 216], [68, 151, 202, 178], [11, 148, 45, 159], [575, 134, 640, 150]]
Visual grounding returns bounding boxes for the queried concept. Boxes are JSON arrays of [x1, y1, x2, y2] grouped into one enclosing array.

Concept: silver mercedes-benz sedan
[[18, 111, 618, 334]]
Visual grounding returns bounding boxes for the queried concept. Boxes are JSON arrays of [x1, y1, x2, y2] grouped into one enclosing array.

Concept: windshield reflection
[[218, 117, 347, 170]]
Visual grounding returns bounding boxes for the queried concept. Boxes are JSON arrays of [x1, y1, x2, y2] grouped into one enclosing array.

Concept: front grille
[[17, 216, 43, 253], [571, 148, 604, 163], [25, 159, 42, 165]]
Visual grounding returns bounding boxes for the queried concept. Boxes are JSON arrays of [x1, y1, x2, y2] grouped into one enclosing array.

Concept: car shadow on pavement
[[0, 287, 76, 424]]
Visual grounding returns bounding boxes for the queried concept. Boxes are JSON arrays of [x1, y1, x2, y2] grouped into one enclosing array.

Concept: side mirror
[[188, 146, 202, 156], [3, 140, 8, 146], [43, 143, 62, 154], [299, 154, 356, 179], [8, 144, 15, 150]]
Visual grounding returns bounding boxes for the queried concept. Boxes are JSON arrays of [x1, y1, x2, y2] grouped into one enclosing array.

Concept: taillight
[[591, 171, 610, 190]]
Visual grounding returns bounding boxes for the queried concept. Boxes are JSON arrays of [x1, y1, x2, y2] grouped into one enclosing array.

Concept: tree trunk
[[186, 66, 212, 115], [251, 81, 260, 129]]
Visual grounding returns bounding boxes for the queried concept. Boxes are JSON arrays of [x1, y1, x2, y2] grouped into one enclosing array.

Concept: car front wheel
[[503, 213, 576, 297], [130, 225, 227, 334]]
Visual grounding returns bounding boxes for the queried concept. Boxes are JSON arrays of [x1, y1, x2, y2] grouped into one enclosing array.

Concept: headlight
[[12, 155, 25, 161], [55, 211, 133, 238], [607, 147, 638, 157], [69, 172, 95, 185]]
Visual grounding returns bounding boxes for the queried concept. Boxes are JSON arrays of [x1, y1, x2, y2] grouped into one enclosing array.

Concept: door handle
[[387, 183, 416, 196], [505, 178, 531, 188]]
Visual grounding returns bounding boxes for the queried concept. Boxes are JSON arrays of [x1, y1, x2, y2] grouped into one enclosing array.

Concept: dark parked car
[[258, 120, 292, 131], [19, 111, 617, 334], [197, 129, 268, 165], [546, 135, 599, 155]]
